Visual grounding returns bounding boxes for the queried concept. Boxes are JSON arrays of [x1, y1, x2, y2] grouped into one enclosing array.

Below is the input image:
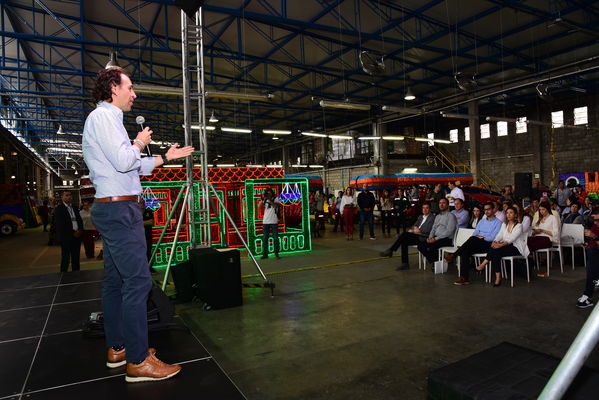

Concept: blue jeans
[[262, 223, 279, 256], [92, 201, 152, 364], [359, 210, 375, 239]]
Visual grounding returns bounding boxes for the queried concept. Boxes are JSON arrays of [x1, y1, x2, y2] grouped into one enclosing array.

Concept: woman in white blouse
[[339, 187, 356, 240], [527, 201, 560, 253], [476, 207, 530, 286]]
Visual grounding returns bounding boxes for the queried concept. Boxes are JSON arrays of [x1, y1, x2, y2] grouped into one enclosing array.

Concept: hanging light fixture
[[209, 111, 219, 123], [319, 100, 371, 111], [105, 51, 121, 69], [57, 125, 65, 135], [404, 87, 416, 101]]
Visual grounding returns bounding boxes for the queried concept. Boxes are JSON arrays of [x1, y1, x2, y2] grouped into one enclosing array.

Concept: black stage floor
[[0, 269, 246, 400]]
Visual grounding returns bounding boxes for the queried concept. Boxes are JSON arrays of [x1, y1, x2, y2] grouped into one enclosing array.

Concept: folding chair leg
[[510, 259, 514, 287], [584, 247, 587, 268], [571, 246, 575, 271], [526, 258, 530, 283]]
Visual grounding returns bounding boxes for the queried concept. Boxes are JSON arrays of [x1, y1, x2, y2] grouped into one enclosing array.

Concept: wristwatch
[[161, 154, 168, 163]]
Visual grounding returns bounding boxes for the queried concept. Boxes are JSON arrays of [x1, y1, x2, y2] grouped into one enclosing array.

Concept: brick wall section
[[443, 94, 599, 188]]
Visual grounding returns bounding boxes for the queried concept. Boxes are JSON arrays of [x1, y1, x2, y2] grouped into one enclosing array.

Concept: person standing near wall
[[79, 200, 97, 259], [357, 184, 376, 240], [258, 188, 281, 260], [339, 187, 356, 240], [54, 191, 83, 272]]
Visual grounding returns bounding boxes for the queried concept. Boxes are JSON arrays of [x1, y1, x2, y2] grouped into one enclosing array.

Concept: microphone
[[135, 115, 152, 156]]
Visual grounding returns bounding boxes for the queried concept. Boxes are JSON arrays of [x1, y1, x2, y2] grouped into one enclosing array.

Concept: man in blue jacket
[[446, 202, 502, 285], [357, 184, 376, 240]]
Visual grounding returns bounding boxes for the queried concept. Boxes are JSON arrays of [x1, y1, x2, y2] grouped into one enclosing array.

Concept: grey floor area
[[2, 226, 597, 399]]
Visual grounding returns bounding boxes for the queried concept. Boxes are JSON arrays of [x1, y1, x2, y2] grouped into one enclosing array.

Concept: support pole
[[539, 303, 599, 399], [148, 185, 187, 266], [161, 184, 191, 291], [468, 100, 481, 186]]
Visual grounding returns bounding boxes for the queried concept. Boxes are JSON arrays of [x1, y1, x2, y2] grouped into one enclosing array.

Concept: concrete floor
[[1, 226, 597, 399]]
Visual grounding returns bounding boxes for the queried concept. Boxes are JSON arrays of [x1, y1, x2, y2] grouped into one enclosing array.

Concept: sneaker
[[380, 249, 392, 258], [107, 347, 127, 368], [576, 295, 594, 309], [126, 351, 181, 383], [594, 280, 599, 289], [453, 277, 470, 285]]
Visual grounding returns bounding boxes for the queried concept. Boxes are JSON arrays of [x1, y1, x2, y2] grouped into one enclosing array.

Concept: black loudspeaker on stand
[[171, 248, 242, 310], [514, 172, 532, 199]]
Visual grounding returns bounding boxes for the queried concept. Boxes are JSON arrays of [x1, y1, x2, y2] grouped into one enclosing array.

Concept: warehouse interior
[[1, 1, 599, 399]]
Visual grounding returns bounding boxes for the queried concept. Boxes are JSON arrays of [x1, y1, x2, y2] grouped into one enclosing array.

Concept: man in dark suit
[[380, 202, 435, 270], [54, 191, 83, 272]]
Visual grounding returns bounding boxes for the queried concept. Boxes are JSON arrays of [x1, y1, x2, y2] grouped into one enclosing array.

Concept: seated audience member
[[576, 210, 599, 308], [469, 204, 482, 229], [475, 206, 530, 286], [550, 197, 562, 215], [531, 179, 542, 201], [417, 198, 457, 264], [501, 185, 516, 203], [563, 203, 584, 224], [447, 202, 502, 285], [446, 181, 465, 208], [451, 198, 470, 228], [573, 184, 586, 205], [426, 183, 445, 214], [527, 202, 560, 273], [408, 185, 420, 202], [562, 196, 582, 218], [532, 198, 560, 224], [582, 197, 594, 216], [380, 203, 435, 270], [513, 202, 532, 234], [493, 200, 505, 223]]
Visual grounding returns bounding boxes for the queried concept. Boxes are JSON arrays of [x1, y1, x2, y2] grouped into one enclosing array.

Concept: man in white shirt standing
[[83, 67, 193, 382], [446, 181, 465, 208], [258, 188, 281, 259]]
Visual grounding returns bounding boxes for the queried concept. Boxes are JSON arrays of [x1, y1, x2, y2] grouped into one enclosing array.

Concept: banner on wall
[[559, 172, 586, 190]]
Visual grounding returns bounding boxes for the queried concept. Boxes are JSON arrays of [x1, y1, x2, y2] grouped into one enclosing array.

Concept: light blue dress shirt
[[451, 208, 470, 228], [473, 216, 503, 242], [83, 102, 155, 198]]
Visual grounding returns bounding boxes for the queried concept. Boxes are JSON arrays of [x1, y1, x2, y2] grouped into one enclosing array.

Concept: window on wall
[[480, 123, 490, 139], [551, 110, 564, 128], [574, 106, 588, 125], [464, 127, 470, 141], [355, 139, 372, 155], [329, 138, 355, 161], [516, 117, 527, 133], [449, 129, 458, 143], [497, 121, 508, 137]]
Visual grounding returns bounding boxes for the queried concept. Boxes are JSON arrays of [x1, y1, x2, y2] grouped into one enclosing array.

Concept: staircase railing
[[427, 145, 500, 192]]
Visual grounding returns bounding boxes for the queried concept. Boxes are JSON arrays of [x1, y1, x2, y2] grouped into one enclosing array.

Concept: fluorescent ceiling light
[[415, 138, 432, 142], [381, 106, 421, 114], [291, 165, 308, 168], [221, 127, 252, 133], [382, 136, 405, 140], [163, 164, 183, 168], [263, 129, 292, 135], [328, 135, 354, 140], [402, 168, 418, 173], [308, 165, 324, 168], [46, 147, 83, 154], [186, 124, 216, 130], [272, 136, 280, 140], [358, 136, 381, 140], [434, 139, 452, 144], [266, 164, 281, 168], [440, 112, 478, 120], [193, 164, 202, 167], [319, 100, 371, 111], [135, 85, 274, 102], [216, 163, 235, 167], [246, 164, 264, 167], [301, 131, 327, 138]]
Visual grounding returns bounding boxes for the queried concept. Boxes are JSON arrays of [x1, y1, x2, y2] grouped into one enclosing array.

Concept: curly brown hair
[[91, 67, 129, 104]]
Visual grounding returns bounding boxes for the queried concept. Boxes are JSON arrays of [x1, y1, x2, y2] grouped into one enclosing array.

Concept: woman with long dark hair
[[379, 189, 393, 238], [527, 201, 560, 253], [469, 204, 482, 229], [339, 187, 356, 240], [476, 207, 529, 286]]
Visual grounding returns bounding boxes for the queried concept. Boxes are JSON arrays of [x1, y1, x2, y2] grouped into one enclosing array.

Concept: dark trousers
[[393, 211, 406, 234], [82, 230, 96, 258], [60, 233, 81, 272], [262, 223, 279, 256], [527, 236, 552, 252], [381, 210, 392, 235], [144, 226, 153, 262], [389, 232, 422, 265], [456, 237, 492, 280], [333, 211, 344, 232], [485, 245, 521, 274], [584, 248, 599, 298], [418, 237, 453, 263], [359, 210, 375, 239], [92, 201, 152, 364]]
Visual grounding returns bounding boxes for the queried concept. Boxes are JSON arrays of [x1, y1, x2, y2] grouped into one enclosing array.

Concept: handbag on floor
[[434, 260, 448, 274]]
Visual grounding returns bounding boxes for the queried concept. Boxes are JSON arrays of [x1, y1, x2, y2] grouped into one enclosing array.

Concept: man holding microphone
[[83, 67, 193, 382]]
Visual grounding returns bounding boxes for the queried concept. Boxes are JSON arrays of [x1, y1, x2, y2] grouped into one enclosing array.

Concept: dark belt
[[94, 195, 141, 203]]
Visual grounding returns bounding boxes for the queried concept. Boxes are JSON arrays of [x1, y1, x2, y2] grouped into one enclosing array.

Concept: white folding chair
[[501, 255, 531, 287], [535, 244, 564, 277], [438, 228, 475, 276], [560, 224, 586, 270], [472, 252, 489, 282], [409, 244, 427, 270]]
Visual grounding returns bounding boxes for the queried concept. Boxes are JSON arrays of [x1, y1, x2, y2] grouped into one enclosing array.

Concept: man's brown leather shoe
[[107, 347, 156, 368], [106, 347, 126, 368], [444, 253, 455, 262], [125, 351, 181, 383]]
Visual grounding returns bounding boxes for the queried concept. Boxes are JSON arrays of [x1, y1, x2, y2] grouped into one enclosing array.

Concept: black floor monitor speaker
[[190, 248, 242, 310], [514, 172, 532, 199], [174, 0, 205, 18]]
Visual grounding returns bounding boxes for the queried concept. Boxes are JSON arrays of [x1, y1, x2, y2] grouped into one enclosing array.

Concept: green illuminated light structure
[[245, 178, 311, 256]]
